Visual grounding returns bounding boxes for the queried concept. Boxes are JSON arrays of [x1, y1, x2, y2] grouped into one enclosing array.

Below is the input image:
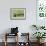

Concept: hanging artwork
[[10, 8, 26, 20], [37, 0, 46, 18]]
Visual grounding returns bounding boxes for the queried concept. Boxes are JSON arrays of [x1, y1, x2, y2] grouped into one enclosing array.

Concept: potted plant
[[33, 32, 46, 43]]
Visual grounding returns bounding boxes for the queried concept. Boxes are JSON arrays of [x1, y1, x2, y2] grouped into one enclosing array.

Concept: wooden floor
[[0, 42, 46, 46]]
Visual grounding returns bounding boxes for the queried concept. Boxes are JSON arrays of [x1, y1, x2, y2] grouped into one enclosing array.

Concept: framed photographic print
[[10, 8, 26, 20]]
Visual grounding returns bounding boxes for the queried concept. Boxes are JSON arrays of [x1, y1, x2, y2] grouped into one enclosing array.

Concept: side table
[[4, 33, 18, 46]]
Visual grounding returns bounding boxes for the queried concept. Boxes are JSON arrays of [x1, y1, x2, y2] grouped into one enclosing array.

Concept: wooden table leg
[[17, 34, 18, 46], [4, 33, 7, 46], [15, 33, 18, 46]]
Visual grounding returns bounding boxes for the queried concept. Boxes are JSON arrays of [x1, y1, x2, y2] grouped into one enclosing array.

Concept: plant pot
[[37, 39, 45, 44], [37, 39, 40, 43]]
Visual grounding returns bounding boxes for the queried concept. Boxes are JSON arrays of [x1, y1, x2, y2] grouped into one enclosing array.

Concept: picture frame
[[10, 8, 26, 20]]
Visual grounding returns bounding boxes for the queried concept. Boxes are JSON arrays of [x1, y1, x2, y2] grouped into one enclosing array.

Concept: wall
[[0, 0, 36, 42]]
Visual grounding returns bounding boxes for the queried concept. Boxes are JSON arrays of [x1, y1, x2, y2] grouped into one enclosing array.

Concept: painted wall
[[0, 0, 37, 42]]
